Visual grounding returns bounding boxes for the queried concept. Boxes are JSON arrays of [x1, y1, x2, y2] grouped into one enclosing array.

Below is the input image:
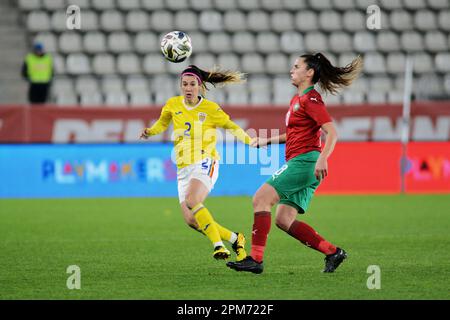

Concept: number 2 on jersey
[[184, 122, 191, 136]]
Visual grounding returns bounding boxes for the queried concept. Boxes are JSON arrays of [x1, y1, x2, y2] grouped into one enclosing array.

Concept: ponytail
[[181, 65, 246, 95], [301, 53, 363, 95]]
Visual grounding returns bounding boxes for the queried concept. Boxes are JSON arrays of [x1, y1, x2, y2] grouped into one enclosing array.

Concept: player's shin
[[251, 211, 272, 262], [191, 203, 224, 248]]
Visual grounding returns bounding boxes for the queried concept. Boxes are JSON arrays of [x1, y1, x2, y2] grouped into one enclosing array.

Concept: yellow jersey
[[146, 96, 251, 168]]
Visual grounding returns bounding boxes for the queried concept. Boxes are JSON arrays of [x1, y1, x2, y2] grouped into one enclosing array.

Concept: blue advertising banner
[[0, 143, 284, 198]]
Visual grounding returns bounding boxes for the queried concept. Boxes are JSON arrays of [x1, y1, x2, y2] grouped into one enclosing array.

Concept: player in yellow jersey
[[140, 65, 253, 262]]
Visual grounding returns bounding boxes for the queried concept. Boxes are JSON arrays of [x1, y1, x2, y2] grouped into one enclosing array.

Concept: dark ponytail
[[301, 53, 363, 95]]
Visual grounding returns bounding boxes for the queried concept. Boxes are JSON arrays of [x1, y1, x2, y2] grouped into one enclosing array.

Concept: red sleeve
[[304, 95, 332, 126]]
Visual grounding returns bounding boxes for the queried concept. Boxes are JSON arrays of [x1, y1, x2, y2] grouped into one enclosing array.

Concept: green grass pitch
[[0, 195, 449, 300]]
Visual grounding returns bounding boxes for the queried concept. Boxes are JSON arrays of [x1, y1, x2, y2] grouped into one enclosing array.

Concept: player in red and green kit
[[227, 53, 363, 274]]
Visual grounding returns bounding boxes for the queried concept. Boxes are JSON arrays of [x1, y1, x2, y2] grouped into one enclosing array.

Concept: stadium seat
[[283, 0, 307, 10], [332, 0, 356, 10], [404, 0, 426, 9], [363, 53, 386, 74], [190, 0, 213, 10], [261, 0, 283, 10], [55, 91, 78, 106], [370, 76, 393, 92], [412, 53, 434, 73], [250, 90, 271, 105], [80, 92, 103, 107], [304, 32, 328, 52], [59, 33, 82, 53], [280, 31, 304, 53], [117, 54, 141, 75], [377, 32, 401, 52], [84, 32, 106, 53], [387, 91, 404, 104], [92, 54, 116, 75], [166, 59, 190, 75], [130, 92, 152, 107], [154, 88, 176, 105], [353, 32, 376, 52], [151, 75, 176, 92], [386, 53, 406, 74], [329, 32, 352, 53], [237, 0, 260, 10], [135, 32, 158, 54], [322, 93, 341, 105], [241, 53, 265, 73], [192, 53, 216, 70], [100, 11, 124, 32], [199, 11, 223, 31], [271, 11, 294, 32], [226, 86, 249, 105], [143, 54, 166, 74], [66, 54, 91, 75], [34, 32, 57, 53], [125, 76, 149, 93], [208, 33, 232, 53], [390, 10, 413, 31], [174, 11, 198, 31], [101, 76, 124, 94], [380, 0, 403, 9], [247, 11, 270, 31], [75, 76, 100, 94], [435, 53, 450, 72], [342, 90, 365, 104], [50, 11, 68, 32], [80, 11, 99, 31], [424, 31, 448, 52], [310, 0, 332, 10], [342, 11, 365, 31], [42, 0, 65, 10], [256, 33, 279, 53], [214, 0, 238, 10], [355, 0, 376, 9], [400, 31, 424, 51], [416, 74, 443, 98], [444, 74, 450, 94], [319, 11, 342, 32], [414, 11, 437, 31], [105, 92, 128, 106], [52, 77, 73, 94], [69, 0, 90, 9], [223, 11, 247, 31], [126, 11, 149, 32], [52, 54, 66, 74], [428, 0, 449, 9], [18, 0, 42, 11], [367, 91, 387, 104], [217, 53, 240, 70], [232, 32, 255, 53], [27, 11, 50, 32], [438, 11, 450, 31], [167, 0, 189, 10], [266, 53, 289, 74], [117, 0, 141, 10], [350, 77, 369, 93], [108, 32, 132, 53], [295, 11, 318, 31], [92, 0, 115, 10], [206, 88, 226, 105], [150, 11, 174, 32], [141, 0, 165, 10], [248, 76, 271, 93]]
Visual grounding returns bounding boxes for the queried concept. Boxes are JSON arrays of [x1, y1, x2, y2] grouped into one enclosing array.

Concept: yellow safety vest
[[26, 53, 53, 83]]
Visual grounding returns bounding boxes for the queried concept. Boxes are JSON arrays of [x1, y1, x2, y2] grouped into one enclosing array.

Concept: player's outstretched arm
[[222, 119, 254, 146], [251, 133, 287, 148]]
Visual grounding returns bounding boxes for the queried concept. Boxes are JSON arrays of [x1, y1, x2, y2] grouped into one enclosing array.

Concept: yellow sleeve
[[222, 119, 252, 145], [145, 105, 172, 136]]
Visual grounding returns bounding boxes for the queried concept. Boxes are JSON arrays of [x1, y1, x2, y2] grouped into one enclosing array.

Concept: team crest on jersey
[[293, 103, 300, 111], [198, 112, 207, 122]]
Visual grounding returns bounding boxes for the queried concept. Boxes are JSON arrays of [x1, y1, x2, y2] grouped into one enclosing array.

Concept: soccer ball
[[160, 31, 192, 63]]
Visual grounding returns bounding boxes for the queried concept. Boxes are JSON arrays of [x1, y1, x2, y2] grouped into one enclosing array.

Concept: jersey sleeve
[[304, 95, 332, 126], [146, 103, 172, 136], [222, 119, 252, 145], [210, 105, 230, 127]]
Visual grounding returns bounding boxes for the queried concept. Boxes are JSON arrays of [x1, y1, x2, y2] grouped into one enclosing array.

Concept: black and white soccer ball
[[160, 31, 192, 63]]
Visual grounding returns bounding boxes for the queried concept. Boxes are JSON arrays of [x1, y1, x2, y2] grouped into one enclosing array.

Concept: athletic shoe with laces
[[226, 256, 264, 274], [213, 246, 231, 260], [323, 247, 347, 273], [231, 232, 247, 262]]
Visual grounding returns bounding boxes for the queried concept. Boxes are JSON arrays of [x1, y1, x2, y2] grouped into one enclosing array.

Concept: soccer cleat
[[213, 246, 231, 260], [226, 256, 264, 274], [232, 232, 247, 262], [323, 247, 347, 273]]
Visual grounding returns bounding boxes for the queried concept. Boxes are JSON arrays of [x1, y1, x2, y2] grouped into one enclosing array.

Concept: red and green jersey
[[285, 86, 332, 161]]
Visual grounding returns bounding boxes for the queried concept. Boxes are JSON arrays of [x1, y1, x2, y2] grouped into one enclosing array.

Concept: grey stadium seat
[[332, 0, 356, 10], [223, 11, 247, 32], [214, 0, 238, 10], [105, 92, 128, 107], [226, 86, 249, 105], [353, 32, 376, 52], [55, 92, 78, 106], [108, 32, 132, 53], [280, 32, 304, 54], [188, 32, 208, 53], [310, 0, 332, 10], [166, 59, 190, 75], [386, 53, 406, 74], [167, 0, 189, 10], [266, 53, 289, 74], [250, 90, 271, 105], [283, 0, 307, 10], [404, 0, 426, 9], [412, 53, 434, 73], [261, 0, 282, 10], [117, 0, 141, 10], [208, 33, 232, 53], [34, 33, 57, 53], [92, 0, 115, 10], [428, 0, 449, 9], [400, 32, 424, 52], [43, 0, 64, 10], [130, 92, 152, 107], [126, 11, 149, 32], [52, 77, 73, 94], [191, 0, 213, 10], [92, 54, 116, 75], [232, 32, 255, 54], [59, 33, 82, 53], [322, 94, 341, 106], [237, 0, 260, 10], [101, 76, 124, 94], [141, 0, 165, 10], [125, 76, 149, 93], [438, 11, 450, 31], [199, 11, 223, 32], [342, 11, 365, 31], [342, 90, 365, 105], [117, 54, 141, 75], [143, 54, 166, 74], [295, 11, 318, 31], [150, 11, 174, 32], [135, 32, 158, 54], [75, 76, 99, 94], [50, 12, 67, 32], [304, 32, 328, 52], [192, 53, 216, 70], [100, 11, 124, 32], [414, 11, 437, 32], [319, 11, 342, 32], [387, 91, 404, 104], [390, 10, 413, 31], [370, 76, 393, 92], [80, 11, 99, 31], [66, 54, 91, 75], [424, 31, 448, 52], [380, 0, 403, 9], [329, 32, 352, 53], [27, 11, 50, 32], [53, 54, 66, 75], [69, 0, 90, 9], [377, 32, 401, 52], [247, 11, 270, 31], [256, 33, 279, 53], [248, 76, 271, 93], [271, 11, 294, 32], [217, 53, 240, 70], [435, 53, 450, 72], [367, 92, 387, 104], [19, 0, 42, 11], [174, 11, 198, 31], [241, 53, 265, 74], [363, 53, 386, 74], [83, 32, 106, 54], [80, 92, 103, 107]]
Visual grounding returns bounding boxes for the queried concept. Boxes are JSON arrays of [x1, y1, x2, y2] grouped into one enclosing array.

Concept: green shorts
[[266, 151, 320, 214]]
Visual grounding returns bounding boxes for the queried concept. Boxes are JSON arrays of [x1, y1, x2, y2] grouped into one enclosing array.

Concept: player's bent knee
[[275, 218, 290, 231]]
